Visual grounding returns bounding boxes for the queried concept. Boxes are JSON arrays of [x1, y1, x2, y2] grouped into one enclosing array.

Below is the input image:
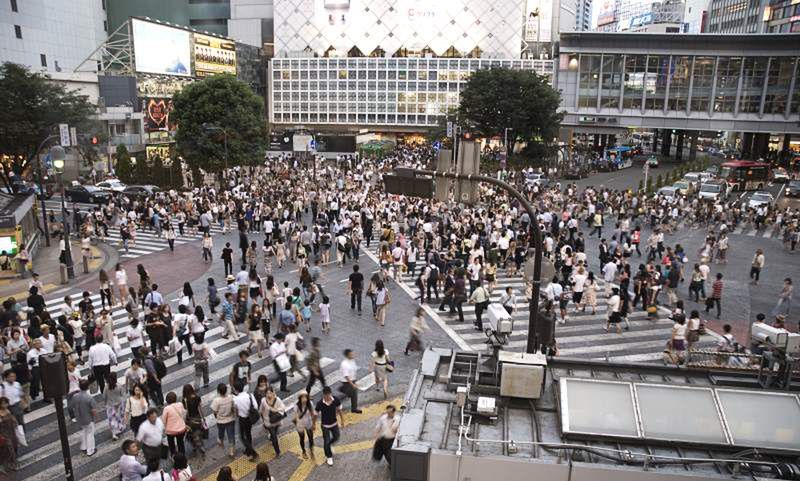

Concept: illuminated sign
[[146, 144, 172, 161], [142, 98, 176, 132], [597, 0, 616, 26], [132, 18, 192, 77], [193, 33, 237, 77], [136, 76, 194, 98]]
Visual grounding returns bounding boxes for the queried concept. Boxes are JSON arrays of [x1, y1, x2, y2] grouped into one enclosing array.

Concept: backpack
[[152, 356, 167, 379]]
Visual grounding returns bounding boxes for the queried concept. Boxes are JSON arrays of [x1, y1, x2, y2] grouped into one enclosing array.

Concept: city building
[[705, 0, 768, 32], [1, 0, 106, 73], [682, 0, 709, 32], [575, 0, 594, 30], [106, 0, 231, 37], [228, 0, 274, 48], [594, 0, 685, 32], [764, 0, 800, 33], [557, 32, 800, 160], [269, 0, 556, 131], [392, 349, 800, 481]]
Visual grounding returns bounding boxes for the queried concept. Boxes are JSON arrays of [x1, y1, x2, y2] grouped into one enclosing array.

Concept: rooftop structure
[[392, 349, 800, 481]]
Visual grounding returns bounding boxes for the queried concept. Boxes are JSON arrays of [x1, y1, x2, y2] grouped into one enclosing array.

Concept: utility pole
[[35, 134, 60, 247]]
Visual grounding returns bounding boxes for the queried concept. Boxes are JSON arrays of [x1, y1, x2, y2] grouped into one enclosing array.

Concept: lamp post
[[35, 134, 61, 247], [53, 155, 75, 280], [202, 123, 229, 172]]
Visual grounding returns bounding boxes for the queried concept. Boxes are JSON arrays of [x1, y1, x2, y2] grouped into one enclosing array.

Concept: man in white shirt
[[27, 339, 46, 402], [269, 333, 290, 392], [339, 349, 361, 413], [136, 409, 165, 465], [88, 336, 117, 394], [543, 277, 567, 323], [38, 324, 56, 354], [233, 383, 259, 461], [1, 371, 23, 424], [602, 259, 618, 297], [373, 405, 400, 466], [605, 287, 622, 334]]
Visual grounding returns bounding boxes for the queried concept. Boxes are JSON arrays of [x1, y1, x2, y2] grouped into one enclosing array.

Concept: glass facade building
[[269, 57, 555, 127]]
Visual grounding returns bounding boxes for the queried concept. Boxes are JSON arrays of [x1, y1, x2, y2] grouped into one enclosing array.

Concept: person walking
[[88, 335, 116, 394], [705, 273, 724, 319], [136, 408, 165, 466], [259, 388, 285, 457], [142, 347, 165, 406], [162, 391, 187, 458], [233, 382, 259, 462], [193, 337, 210, 390], [124, 383, 149, 436], [370, 340, 391, 399], [348, 264, 364, 315], [270, 334, 291, 392], [770, 277, 793, 320], [104, 374, 126, 441], [118, 439, 147, 481], [254, 462, 275, 481], [202, 232, 213, 263], [70, 379, 97, 456], [305, 337, 326, 393], [750, 249, 765, 285], [404, 307, 429, 355], [166, 225, 177, 252], [292, 390, 316, 460], [315, 386, 345, 466], [182, 384, 206, 458], [374, 280, 391, 327], [468, 280, 490, 332], [171, 453, 194, 481], [372, 405, 399, 467], [339, 349, 362, 413], [211, 383, 237, 458]]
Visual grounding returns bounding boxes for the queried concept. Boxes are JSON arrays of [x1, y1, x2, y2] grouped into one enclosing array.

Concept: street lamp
[[202, 123, 229, 172], [52, 152, 75, 280], [35, 134, 62, 247]]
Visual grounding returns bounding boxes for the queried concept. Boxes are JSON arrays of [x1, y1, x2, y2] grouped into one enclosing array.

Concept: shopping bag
[[168, 338, 182, 355], [15, 425, 27, 447], [112, 335, 122, 354], [275, 353, 291, 372]]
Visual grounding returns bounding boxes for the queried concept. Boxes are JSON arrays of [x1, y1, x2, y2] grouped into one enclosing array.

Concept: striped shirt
[[711, 280, 723, 299]]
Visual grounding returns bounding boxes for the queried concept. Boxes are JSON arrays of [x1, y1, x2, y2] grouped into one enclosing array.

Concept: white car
[[657, 186, 677, 198], [698, 181, 727, 201], [647, 156, 659, 168], [747, 191, 774, 209], [95, 179, 127, 193], [773, 168, 790, 183]]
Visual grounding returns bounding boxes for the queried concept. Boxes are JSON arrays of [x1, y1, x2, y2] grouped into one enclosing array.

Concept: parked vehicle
[[64, 184, 111, 204], [698, 180, 728, 201], [121, 184, 161, 199], [95, 179, 127, 192], [647, 156, 660, 168], [786, 180, 800, 198], [747, 191, 775, 209], [657, 186, 677, 198]]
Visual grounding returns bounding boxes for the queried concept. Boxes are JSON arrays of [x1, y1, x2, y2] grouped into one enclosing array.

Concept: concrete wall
[[429, 451, 729, 481]]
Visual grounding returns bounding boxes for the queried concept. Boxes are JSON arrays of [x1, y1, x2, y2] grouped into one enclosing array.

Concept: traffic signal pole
[[399, 168, 544, 354]]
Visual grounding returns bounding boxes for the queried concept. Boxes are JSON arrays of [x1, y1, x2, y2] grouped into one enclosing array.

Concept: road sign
[[446, 121, 453, 138], [59, 124, 71, 147], [432, 141, 441, 151], [44, 153, 53, 169], [69, 127, 77, 147], [309, 139, 316, 151]]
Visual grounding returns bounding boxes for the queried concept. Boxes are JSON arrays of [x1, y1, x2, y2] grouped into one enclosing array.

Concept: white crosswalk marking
[[368, 233, 714, 362]]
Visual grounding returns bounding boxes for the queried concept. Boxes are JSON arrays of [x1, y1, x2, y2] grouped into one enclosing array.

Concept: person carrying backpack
[[142, 347, 165, 407]]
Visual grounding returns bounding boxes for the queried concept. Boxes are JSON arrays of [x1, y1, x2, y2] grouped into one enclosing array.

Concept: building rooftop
[[559, 31, 800, 54], [393, 349, 800, 481]]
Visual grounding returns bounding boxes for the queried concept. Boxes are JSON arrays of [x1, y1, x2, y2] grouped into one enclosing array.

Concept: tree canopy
[[172, 74, 266, 173], [456, 67, 562, 156], [0, 62, 98, 175]]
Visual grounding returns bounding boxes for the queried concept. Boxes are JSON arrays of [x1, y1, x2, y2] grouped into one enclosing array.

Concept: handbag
[[275, 352, 291, 372], [15, 425, 27, 447], [247, 395, 260, 425], [385, 360, 395, 373]]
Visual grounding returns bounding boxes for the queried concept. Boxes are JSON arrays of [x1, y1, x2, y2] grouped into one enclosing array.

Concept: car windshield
[[752, 193, 770, 201], [700, 184, 720, 192], [674, 182, 688, 188]]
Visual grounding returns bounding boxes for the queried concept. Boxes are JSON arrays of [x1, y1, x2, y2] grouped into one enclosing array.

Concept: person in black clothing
[[315, 386, 344, 465], [439, 268, 455, 312], [26, 286, 46, 317], [348, 265, 364, 314], [239, 231, 249, 264], [221, 242, 234, 277]]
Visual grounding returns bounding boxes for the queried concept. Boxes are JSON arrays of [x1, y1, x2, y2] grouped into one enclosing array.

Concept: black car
[[121, 185, 161, 199], [786, 180, 800, 198], [64, 184, 111, 204]]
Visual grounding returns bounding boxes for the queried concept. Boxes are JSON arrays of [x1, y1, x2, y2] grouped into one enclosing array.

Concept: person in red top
[[705, 273, 723, 319]]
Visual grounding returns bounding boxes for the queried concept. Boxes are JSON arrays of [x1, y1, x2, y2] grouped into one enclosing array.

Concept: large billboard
[[142, 97, 176, 132], [193, 33, 237, 77], [596, 0, 616, 26], [132, 18, 192, 77]]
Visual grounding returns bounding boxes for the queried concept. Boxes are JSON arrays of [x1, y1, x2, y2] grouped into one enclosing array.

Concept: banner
[[142, 98, 175, 132], [132, 18, 192, 77], [193, 33, 237, 77]]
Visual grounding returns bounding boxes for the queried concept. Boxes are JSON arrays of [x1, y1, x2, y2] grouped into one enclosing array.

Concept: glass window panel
[[600, 54, 623, 109], [764, 57, 794, 114], [636, 385, 726, 444], [717, 390, 800, 450], [623, 55, 647, 110], [739, 57, 768, 113], [790, 59, 800, 114], [691, 56, 716, 112], [714, 57, 742, 113], [645, 56, 669, 111], [562, 379, 638, 437], [668, 56, 692, 111]]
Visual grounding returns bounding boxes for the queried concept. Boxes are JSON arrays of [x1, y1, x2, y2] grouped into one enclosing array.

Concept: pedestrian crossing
[[379, 258, 715, 363], [43, 199, 226, 260], [17, 289, 375, 481], [669, 217, 786, 239]]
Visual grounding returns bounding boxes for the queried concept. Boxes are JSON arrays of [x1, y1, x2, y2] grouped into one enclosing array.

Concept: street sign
[[69, 127, 77, 147], [59, 124, 71, 147], [446, 121, 453, 138], [44, 153, 53, 169], [309, 139, 316, 151], [432, 141, 441, 151]]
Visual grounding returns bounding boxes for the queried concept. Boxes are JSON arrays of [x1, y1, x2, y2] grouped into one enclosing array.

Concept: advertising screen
[[193, 33, 237, 77], [0, 236, 18, 255], [146, 144, 173, 161], [142, 97, 176, 132], [597, 0, 616, 26], [132, 18, 192, 77]]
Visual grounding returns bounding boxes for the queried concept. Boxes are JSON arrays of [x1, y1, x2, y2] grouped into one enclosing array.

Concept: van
[[698, 180, 728, 201]]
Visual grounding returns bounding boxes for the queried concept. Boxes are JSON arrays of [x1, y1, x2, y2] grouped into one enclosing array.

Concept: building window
[[10, 0, 17, 12], [738, 57, 768, 113], [668, 56, 691, 111], [40, 54, 46, 67], [578, 54, 601, 109], [101, 0, 106, 9], [713, 57, 741, 113], [764, 56, 794, 114], [599, 54, 623, 109], [189, 18, 229, 27], [14, 25, 21, 38], [104, 20, 107, 32], [690, 56, 715, 112], [623, 55, 647, 110], [645, 55, 669, 111]]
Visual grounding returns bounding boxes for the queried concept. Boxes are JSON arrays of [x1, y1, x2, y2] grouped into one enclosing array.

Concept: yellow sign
[[146, 144, 172, 161], [193, 33, 237, 77]]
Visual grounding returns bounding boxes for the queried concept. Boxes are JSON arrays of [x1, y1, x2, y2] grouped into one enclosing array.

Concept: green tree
[[457, 67, 562, 159], [115, 144, 133, 183], [133, 156, 150, 185], [655, 174, 664, 188], [0, 62, 97, 184], [151, 156, 166, 187], [172, 74, 265, 173]]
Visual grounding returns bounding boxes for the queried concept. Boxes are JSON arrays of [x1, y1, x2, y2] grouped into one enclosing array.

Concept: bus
[[719, 160, 771, 191]]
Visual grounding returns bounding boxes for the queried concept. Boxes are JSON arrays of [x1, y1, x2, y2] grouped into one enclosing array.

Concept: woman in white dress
[[371, 339, 391, 399]]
